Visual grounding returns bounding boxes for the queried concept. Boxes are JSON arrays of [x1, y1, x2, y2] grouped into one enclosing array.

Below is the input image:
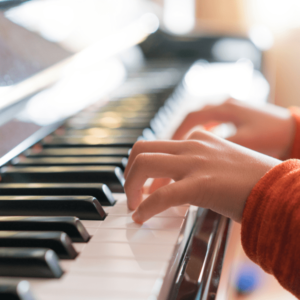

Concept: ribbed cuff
[[241, 159, 300, 298]]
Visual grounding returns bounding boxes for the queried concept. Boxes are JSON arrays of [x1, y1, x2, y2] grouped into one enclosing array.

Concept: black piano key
[[72, 120, 150, 129], [0, 183, 116, 206], [12, 156, 128, 171], [75, 112, 154, 121], [104, 94, 155, 103], [0, 216, 90, 242], [0, 196, 106, 220], [25, 147, 130, 158], [68, 116, 152, 126], [56, 127, 143, 138], [0, 166, 124, 192], [0, 248, 63, 278], [100, 102, 159, 112], [42, 136, 136, 148], [0, 280, 36, 300], [99, 106, 158, 114], [0, 231, 77, 259], [63, 119, 151, 130], [98, 98, 158, 107]]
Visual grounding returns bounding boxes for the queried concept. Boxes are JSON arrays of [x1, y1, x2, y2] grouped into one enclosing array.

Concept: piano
[[0, 2, 264, 299]]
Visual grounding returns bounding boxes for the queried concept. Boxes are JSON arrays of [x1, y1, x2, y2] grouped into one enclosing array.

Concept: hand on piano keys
[[171, 98, 294, 159], [124, 129, 280, 225], [145, 97, 294, 213]]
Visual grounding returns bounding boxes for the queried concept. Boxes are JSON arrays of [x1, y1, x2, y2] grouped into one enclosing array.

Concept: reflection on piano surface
[[0, 6, 264, 299]]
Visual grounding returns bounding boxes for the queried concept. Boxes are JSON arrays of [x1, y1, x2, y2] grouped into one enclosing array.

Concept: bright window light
[[246, 0, 300, 33], [163, 0, 195, 35]]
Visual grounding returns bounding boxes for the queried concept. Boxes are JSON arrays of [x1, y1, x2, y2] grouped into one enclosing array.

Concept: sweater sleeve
[[241, 159, 300, 298]]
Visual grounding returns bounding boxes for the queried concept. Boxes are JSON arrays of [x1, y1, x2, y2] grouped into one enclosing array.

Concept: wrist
[[288, 107, 300, 159], [232, 150, 281, 223]]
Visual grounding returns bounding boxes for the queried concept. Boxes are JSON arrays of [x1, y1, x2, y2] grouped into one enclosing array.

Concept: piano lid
[[0, 6, 161, 167]]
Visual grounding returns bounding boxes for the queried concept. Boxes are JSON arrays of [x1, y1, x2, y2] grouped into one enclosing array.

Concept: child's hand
[[149, 99, 294, 194], [124, 131, 280, 224], [173, 99, 294, 159]]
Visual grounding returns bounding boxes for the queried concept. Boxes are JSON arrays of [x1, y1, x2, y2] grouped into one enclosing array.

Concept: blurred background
[[0, 0, 299, 299], [2, 0, 300, 108]]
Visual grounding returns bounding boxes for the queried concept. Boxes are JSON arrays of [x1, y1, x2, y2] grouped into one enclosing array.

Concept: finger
[[142, 185, 151, 194], [132, 179, 195, 224], [226, 133, 244, 144], [184, 125, 205, 140], [186, 125, 246, 147], [172, 104, 239, 140], [124, 140, 182, 178], [125, 153, 186, 210], [186, 128, 216, 141], [226, 129, 273, 156], [149, 178, 172, 193], [226, 127, 252, 146]]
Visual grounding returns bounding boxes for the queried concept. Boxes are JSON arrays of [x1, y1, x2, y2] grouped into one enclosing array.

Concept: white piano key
[[151, 277, 164, 297], [112, 193, 190, 207], [82, 216, 184, 231], [156, 206, 189, 218], [101, 216, 184, 230], [68, 257, 168, 277], [31, 274, 161, 297], [104, 205, 132, 214], [81, 220, 102, 228], [90, 228, 180, 245], [85, 227, 98, 235], [80, 242, 175, 260], [105, 205, 189, 218], [72, 243, 86, 253], [112, 193, 127, 204], [59, 260, 73, 272], [36, 295, 150, 300]]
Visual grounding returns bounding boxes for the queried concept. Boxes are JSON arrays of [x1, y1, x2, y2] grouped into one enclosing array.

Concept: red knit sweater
[[242, 107, 300, 298]]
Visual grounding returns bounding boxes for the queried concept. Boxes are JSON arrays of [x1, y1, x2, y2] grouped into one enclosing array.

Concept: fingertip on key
[[132, 210, 143, 224]]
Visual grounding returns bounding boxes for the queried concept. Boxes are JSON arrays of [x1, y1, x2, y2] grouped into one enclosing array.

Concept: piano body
[[0, 3, 265, 300]]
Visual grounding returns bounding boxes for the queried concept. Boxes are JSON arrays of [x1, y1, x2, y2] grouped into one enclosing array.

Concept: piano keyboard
[[29, 194, 194, 300], [0, 66, 198, 300]]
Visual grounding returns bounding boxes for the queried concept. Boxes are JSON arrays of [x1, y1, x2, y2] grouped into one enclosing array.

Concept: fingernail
[[132, 210, 143, 224]]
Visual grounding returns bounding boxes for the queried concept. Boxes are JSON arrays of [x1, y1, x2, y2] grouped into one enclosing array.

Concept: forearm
[[289, 107, 300, 159], [241, 159, 300, 298]]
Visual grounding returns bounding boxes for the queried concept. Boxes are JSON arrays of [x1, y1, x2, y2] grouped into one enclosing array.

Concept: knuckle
[[188, 129, 214, 144], [135, 153, 147, 166], [179, 140, 205, 156], [186, 111, 195, 118], [132, 140, 146, 153], [185, 111, 198, 121], [224, 98, 237, 106], [202, 104, 214, 111], [187, 130, 205, 140], [186, 140, 203, 151], [126, 153, 149, 180]]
